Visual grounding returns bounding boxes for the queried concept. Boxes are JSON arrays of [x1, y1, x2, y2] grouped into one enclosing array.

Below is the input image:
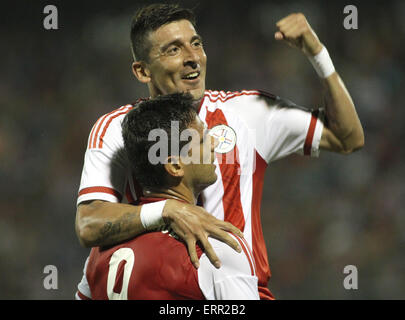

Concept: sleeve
[[197, 234, 260, 300], [229, 92, 324, 163], [77, 112, 129, 206], [75, 256, 92, 300]]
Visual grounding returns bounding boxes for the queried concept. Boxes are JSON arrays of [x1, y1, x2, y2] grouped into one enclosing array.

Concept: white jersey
[[198, 234, 259, 300], [76, 230, 259, 300], [77, 89, 324, 299]]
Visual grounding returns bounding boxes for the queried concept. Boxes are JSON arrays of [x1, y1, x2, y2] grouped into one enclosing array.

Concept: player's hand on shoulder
[[162, 199, 243, 269], [275, 13, 323, 57]]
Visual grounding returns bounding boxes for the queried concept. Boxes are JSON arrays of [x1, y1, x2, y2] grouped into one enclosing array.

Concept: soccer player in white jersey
[[75, 4, 364, 300], [79, 93, 259, 300]]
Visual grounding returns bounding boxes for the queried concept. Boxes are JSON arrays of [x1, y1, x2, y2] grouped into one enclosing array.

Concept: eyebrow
[[160, 34, 203, 53], [191, 34, 203, 44]]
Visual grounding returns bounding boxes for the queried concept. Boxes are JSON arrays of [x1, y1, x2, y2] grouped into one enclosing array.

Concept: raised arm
[[75, 199, 243, 269], [318, 72, 364, 153], [275, 13, 364, 154]]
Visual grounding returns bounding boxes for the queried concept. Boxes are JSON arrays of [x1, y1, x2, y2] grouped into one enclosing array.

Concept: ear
[[132, 61, 151, 84], [164, 156, 184, 178]]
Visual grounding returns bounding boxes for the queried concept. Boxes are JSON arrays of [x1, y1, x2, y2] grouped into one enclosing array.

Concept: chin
[[188, 87, 205, 100], [208, 172, 218, 185], [199, 172, 217, 190]]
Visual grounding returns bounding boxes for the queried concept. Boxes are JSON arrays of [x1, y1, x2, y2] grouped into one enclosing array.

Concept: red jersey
[[87, 232, 205, 299], [83, 198, 259, 300]]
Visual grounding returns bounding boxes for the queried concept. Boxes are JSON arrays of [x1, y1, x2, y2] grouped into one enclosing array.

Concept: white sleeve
[[77, 110, 130, 205], [228, 92, 324, 163], [75, 256, 92, 300], [198, 234, 259, 300]]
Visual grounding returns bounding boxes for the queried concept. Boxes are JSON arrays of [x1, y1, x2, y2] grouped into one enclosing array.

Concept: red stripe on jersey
[[208, 89, 260, 97], [88, 117, 103, 149], [252, 151, 274, 300], [90, 105, 132, 149], [206, 90, 262, 104], [232, 234, 255, 276], [78, 186, 123, 202], [91, 106, 125, 149], [200, 90, 275, 113], [87, 97, 152, 150], [76, 290, 91, 300], [205, 108, 245, 232], [304, 110, 319, 156], [98, 106, 133, 149], [239, 234, 256, 272]]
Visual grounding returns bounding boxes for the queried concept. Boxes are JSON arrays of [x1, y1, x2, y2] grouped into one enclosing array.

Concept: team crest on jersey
[[209, 124, 237, 154]]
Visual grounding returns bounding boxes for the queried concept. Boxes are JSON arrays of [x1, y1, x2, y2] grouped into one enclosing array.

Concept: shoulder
[[202, 90, 280, 118], [203, 89, 313, 122], [204, 89, 309, 110], [207, 234, 256, 276], [204, 89, 276, 104], [201, 89, 284, 130], [131, 232, 188, 258], [92, 103, 137, 131], [88, 99, 146, 150], [132, 232, 197, 278]]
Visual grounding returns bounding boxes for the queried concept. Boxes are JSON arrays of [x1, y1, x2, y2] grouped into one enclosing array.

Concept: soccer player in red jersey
[[81, 93, 259, 300], [75, 4, 364, 299]]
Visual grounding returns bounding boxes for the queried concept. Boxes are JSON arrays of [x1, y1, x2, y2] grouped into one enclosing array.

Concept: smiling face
[[134, 19, 207, 101]]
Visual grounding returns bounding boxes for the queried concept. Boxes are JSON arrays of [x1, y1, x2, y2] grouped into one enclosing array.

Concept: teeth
[[184, 72, 199, 79]]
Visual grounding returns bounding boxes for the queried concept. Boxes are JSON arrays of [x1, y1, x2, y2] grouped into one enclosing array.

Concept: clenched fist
[[275, 13, 323, 57]]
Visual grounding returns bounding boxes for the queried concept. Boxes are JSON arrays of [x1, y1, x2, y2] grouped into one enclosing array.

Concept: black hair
[[130, 3, 196, 62], [122, 93, 197, 189]]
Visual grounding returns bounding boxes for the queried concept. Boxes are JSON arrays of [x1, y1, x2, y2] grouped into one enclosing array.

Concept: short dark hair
[[122, 93, 197, 189], [130, 3, 196, 62]]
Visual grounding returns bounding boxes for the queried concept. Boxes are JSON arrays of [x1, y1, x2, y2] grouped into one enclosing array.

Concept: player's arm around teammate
[[76, 199, 243, 269], [275, 13, 364, 154]]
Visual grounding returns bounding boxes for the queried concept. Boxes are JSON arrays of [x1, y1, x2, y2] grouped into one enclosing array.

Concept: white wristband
[[140, 200, 167, 230], [308, 46, 335, 79]]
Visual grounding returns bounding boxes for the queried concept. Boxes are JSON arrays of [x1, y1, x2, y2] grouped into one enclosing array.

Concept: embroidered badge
[[209, 124, 237, 154]]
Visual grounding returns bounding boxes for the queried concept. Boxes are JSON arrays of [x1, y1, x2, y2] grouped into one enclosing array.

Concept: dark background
[[1, 0, 404, 299]]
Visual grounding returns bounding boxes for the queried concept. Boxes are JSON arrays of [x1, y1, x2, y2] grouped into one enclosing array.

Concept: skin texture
[[143, 116, 218, 205], [142, 116, 221, 266], [180, 116, 218, 196], [132, 19, 207, 101], [274, 13, 364, 153], [76, 14, 364, 269]]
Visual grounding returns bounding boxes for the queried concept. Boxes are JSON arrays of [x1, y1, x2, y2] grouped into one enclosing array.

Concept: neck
[[143, 184, 199, 205]]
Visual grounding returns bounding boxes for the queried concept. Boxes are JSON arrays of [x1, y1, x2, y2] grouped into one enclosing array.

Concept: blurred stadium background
[[1, 0, 404, 299]]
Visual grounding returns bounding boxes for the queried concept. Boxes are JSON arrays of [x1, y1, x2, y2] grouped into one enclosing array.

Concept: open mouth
[[182, 71, 200, 81]]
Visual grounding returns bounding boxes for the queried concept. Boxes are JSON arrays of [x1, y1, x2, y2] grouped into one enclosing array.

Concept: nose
[[183, 45, 200, 68]]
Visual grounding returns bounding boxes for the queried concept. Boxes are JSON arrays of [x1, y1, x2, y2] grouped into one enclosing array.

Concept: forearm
[[76, 200, 145, 247], [274, 13, 364, 153], [321, 71, 364, 152]]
